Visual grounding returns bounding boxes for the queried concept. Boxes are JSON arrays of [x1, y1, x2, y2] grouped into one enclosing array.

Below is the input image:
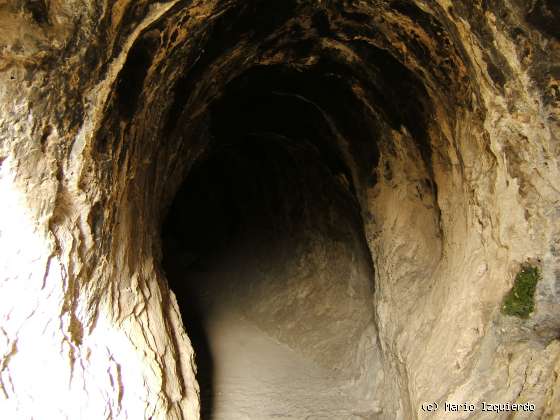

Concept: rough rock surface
[[0, 0, 559, 419]]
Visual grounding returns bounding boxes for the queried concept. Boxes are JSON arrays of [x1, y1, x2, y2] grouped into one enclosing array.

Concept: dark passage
[[161, 76, 377, 419]]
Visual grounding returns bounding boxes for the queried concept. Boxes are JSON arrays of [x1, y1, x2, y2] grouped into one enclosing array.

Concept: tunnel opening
[[151, 3, 474, 417], [161, 82, 379, 417]]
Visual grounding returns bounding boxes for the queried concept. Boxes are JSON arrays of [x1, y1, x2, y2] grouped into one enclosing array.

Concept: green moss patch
[[502, 265, 540, 318]]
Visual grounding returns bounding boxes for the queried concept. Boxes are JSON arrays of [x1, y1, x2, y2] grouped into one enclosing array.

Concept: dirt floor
[[166, 243, 377, 420]]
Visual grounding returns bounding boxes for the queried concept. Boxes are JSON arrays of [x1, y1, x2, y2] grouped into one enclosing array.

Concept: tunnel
[[145, 5, 451, 414], [111, 1, 557, 418], [161, 68, 379, 417], [1, 0, 559, 419]]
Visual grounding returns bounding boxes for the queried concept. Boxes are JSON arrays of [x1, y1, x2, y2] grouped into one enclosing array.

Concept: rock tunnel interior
[[1, 0, 559, 418], [95, 0, 499, 417], [161, 67, 382, 416]]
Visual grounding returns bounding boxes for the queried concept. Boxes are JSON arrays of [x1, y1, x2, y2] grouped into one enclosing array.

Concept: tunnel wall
[[0, 0, 559, 419], [361, 5, 560, 415], [0, 1, 202, 418]]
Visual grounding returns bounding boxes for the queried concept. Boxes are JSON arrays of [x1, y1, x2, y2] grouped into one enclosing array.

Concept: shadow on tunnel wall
[[161, 150, 241, 420], [163, 258, 216, 419]]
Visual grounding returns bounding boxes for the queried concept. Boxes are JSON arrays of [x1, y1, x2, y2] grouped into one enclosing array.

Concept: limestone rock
[[0, 0, 558, 419]]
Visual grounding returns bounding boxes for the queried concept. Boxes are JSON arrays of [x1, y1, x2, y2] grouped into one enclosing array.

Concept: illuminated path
[[196, 295, 377, 420]]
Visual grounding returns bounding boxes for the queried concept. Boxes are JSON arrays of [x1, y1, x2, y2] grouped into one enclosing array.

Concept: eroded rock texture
[[0, 0, 559, 419]]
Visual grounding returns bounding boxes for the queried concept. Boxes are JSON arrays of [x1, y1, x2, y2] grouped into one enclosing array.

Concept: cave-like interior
[[148, 2, 462, 418], [4, 0, 557, 419], [102, 1, 487, 417], [161, 68, 379, 417]]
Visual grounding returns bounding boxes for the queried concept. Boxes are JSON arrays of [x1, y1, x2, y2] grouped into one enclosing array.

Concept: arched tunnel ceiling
[[92, 0, 491, 210]]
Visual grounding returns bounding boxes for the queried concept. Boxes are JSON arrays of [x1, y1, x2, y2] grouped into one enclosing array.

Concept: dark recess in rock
[[163, 73, 191, 136], [312, 9, 331, 36], [40, 125, 52, 153], [115, 35, 158, 119], [213, 70, 346, 168], [24, 0, 49, 25], [527, 0, 560, 40]]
